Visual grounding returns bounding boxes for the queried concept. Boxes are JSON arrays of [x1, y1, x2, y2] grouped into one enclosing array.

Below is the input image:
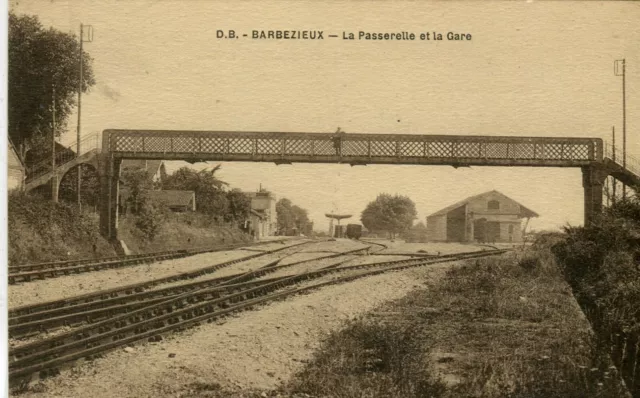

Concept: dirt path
[[16, 263, 453, 398]]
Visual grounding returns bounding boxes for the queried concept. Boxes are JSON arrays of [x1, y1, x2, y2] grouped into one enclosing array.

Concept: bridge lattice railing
[[26, 133, 102, 182], [106, 131, 601, 163]]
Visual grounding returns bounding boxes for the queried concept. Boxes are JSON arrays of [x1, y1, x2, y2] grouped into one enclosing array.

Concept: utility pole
[[52, 86, 57, 202], [622, 59, 626, 200], [615, 59, 627, 199], [612, 126, 616, 204], [77, 24, 93, 209], [77, 24, 83, 208]]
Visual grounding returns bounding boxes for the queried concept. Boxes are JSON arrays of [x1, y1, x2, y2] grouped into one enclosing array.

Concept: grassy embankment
[[170, 242, 630, 397], [276, 248, 628, 398], [8, 192, 251, 265], [551, 198, 640, 397], [118, 212, 251, 254]]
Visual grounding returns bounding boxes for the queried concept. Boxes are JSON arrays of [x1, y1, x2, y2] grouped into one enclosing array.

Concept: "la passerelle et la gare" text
[[216, 30, 473, 41]]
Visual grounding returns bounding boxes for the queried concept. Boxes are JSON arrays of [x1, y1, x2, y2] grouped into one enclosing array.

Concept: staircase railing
[[603, 141, 640, 179], [26, 133, 101, 182]]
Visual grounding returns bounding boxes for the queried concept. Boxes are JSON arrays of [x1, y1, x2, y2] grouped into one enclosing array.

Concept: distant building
[[119, 188, 195, 214], [244, 191, 277, 236], [426, 190, 538, 243], [245, 209, 266, 240], [145, 190, 195, 212], [8, 139, 25, 191], [120, 160, 166, 185]]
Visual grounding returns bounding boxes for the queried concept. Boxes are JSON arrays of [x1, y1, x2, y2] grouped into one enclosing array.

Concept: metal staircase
[[24, 133, 101, 192]]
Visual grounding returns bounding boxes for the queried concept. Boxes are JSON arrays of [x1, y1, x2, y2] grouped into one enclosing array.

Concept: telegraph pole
[[52, 86, 57, 202], [77, 24, 93, 209], [615, 59, 627, 199], [612, 126, 616, 204], [77, 24, 83, 208], [622, 59, 626, 200]]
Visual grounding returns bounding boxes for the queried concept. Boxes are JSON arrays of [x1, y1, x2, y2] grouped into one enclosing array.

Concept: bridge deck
[[105, 130, 602, 168]]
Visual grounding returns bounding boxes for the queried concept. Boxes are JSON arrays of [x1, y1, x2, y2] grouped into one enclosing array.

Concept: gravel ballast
[[15, 263, 452, 398], [8, 242, 308, 309]]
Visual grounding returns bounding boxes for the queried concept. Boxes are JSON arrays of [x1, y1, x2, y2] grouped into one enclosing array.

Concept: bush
[[8, 191, 116, 263], [134, 201, 166, 241], [550, 198, 640, 396]]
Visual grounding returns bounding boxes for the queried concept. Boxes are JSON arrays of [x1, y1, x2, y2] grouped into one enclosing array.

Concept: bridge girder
[[95, 130, 637, 240]]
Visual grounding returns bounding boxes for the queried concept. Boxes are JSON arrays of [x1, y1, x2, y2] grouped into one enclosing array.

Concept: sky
[[9, 0, 640, 232]]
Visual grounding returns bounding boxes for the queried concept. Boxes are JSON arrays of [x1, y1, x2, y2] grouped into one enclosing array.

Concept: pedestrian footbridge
[[23, 129, 639, 240]]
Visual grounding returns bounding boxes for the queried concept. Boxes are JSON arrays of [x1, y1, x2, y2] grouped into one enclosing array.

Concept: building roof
[[121, 188, 195, 208], [426, 190, 539, 219], [250, 209, 266, 219], [145, 190, 195, 207], [244, 191, 276, 199], [8, 138, 25, 168]]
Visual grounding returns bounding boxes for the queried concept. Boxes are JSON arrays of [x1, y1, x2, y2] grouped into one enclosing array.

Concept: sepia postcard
[[2, 1, 640, 397]]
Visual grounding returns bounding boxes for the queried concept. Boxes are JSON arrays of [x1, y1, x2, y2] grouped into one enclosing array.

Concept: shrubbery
[[551, 195, 640, 396], [8, 190, 116, 263], [134, 201, 167, 241]]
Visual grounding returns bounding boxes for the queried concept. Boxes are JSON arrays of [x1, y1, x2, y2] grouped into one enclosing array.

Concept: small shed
[[426, 190, 538, 243], [145, 190, 196, 212], [119, 188, 196, 213]]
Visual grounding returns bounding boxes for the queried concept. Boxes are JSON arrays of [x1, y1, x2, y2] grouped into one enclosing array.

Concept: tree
[[58, 164, 100, 208], [291, 205, 310, 234], [225, 189, 251, 223], [414, 221, 427, 229], [401, 220, 428, 243], [9, 12, 96, 158], [361, 193, 418, 239], [276, 198, 295, 233], [121, 168, 153, 213], [276, 198, 311, 235]]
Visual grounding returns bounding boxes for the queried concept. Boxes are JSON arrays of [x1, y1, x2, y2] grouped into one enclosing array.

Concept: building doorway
[[486, 222, 500, 243], [473, 218, 487, 242], [446, 205, 466, 242]]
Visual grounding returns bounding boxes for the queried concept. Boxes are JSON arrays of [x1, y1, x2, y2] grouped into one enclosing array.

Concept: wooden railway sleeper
[[9, 244, 328, 363]]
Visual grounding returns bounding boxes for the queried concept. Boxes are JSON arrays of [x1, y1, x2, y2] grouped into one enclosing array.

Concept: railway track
[[9, 240, 313, 318], [8, 239, 301, 284], [8, 246, 371, 339], [8, 248, 509, 388]]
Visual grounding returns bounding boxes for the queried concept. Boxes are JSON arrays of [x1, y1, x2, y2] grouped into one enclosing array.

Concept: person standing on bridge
[[332, 127, 345, 157]]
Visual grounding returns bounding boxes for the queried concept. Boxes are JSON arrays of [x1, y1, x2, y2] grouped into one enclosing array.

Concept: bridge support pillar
[[582, 165, 609, 226], [50, 173, 59, 203], [98, 154, 121, 241]]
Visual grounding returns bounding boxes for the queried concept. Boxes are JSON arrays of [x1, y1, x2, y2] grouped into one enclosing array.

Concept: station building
[[426, 190, 538, 243], [244, 191, 278, 237]]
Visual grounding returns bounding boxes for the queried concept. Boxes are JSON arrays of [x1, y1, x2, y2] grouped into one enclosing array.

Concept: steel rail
[[9, 246, 371, 338], [8, 249, 508, 386], [8, 240, 301, 284], [8, 240, 313, 318], [356, 252, 437, 257], [9, 239, 295, 271]]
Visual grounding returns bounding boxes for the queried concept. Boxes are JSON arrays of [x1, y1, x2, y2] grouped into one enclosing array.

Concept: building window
[[488, 200, 500, 210], [509, 225, 514, 233]]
